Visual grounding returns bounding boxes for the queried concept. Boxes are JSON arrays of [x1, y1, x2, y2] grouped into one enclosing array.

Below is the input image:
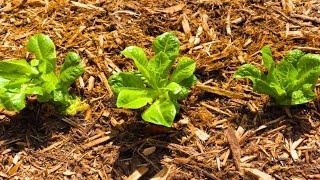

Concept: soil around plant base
[[0, 0, 320, 179]]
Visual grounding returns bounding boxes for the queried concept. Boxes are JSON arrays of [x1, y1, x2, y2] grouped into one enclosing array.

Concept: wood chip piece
[[87, 76, 95, 93], [224, 127, 241, 171], [150, 167, 170, 180], [99, 72, 114, 97], [127, 166, 149, 180], [142, 146, 156, 156], [290, 138, 304, 161], [48, 163, 63, 174], [182, 14, 191, 39], [7, 161, 21, 176], [194, 26, 203, 45], [65, 25, 86, 47], [196, 82, 252, 99], [0, 172, 8, 178], [158, 4, 185, 14], [71, 1, 105, 12], [63, 170, 76, 176], [40, 140, 66, 153], [226, 11, 231, 35], [243, 168, 274, 180], [84, 107, 92, 121], [0, 0, 27, 12], [81, 135, 112, 150]]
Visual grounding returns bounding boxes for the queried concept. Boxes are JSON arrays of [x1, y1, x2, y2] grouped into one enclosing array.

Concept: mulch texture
[[1, 0, 320, 179]]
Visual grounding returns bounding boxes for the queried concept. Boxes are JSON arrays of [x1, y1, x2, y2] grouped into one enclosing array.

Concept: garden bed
[[0, 0, 320, 179]]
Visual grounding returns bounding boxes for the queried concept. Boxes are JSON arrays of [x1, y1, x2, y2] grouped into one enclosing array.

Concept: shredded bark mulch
[[1, 0, 320, 179]]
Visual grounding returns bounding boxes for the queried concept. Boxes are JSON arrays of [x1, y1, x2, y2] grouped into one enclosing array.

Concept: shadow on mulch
[[110, 120, 183, 179], [244, 102, 317, 141], [0, 103, 72, 151]]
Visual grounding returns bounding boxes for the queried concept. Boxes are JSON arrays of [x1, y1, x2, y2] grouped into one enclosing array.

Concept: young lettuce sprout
[[108, 32, 197, 127], [234, 46, 320, 105], [0, 34, 88, 114]]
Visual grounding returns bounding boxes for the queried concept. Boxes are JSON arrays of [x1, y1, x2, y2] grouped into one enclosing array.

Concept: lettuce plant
[[108, 32, 197, 127], [234, 46, 320, 105], [0, 34, 88, 114]]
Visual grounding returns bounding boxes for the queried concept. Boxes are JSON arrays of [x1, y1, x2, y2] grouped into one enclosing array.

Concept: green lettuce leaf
[[170, 57, 196, 84], [58, 52, 84, 88], [26, 34, 56, 74], [178, 74, 197, 88], [291, 84, 317, 105], [152, 32, 180, 60], [0, 59, 38, 75], [147, 51, 172, 84], [165, 82, 182, 94], [261, 46, 274, 70], [116, 88, 157, 109], [142, 98, 176, 127], [284, 49, 304, 67], [108, 71, 146, 95], [275, 60, 298, 88], [122, 46, 158, 89], [234, 63, 265, 81]]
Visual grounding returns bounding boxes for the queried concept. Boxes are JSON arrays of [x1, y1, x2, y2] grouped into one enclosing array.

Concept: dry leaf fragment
[[231, 17, 244, 24], [236, 126, 245, 139], [216, 157, 221, 170], [240, 155, 257, 163], [195, 128, 210, 141], [290, 138, 304, 161], [48, 163, 63, 174], [178, 118, 189, 125], [40, 140, 66, 153]]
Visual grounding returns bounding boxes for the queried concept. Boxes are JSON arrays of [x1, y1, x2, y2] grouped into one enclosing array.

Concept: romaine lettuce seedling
[[0, 34, 88, 114], [108, 32, 197, 127], [234, 46, 320, 105]]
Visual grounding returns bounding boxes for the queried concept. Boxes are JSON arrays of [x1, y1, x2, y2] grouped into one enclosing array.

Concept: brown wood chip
[[243, 168, 274, 180], [81, 135, 113, 150], [224, 127, 241, 171]]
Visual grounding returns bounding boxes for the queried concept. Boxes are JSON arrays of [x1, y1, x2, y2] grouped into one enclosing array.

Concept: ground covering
[[0, 0, 320, 179]]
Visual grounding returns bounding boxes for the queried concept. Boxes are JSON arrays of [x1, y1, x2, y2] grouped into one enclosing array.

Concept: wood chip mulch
[[1, 0, 320, 179]]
